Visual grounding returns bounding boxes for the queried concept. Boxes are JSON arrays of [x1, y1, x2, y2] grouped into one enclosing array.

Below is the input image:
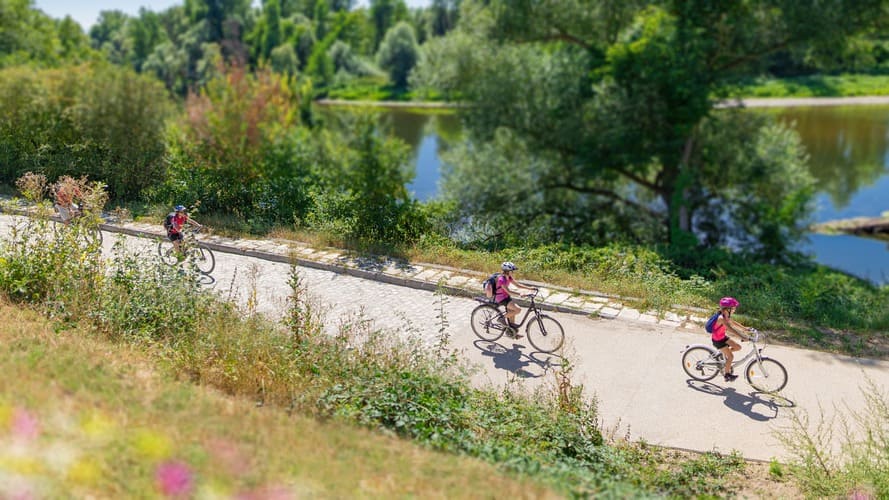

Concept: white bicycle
[[681, 329, 788, 393]]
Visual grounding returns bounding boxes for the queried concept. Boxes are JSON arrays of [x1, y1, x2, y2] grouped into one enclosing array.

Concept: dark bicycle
[[470, 289, 565, 352], [157, 225, 216, 275]]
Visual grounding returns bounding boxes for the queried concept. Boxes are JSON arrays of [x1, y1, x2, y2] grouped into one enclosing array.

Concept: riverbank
[[813, 214, 889, 241], [317, 95, 889, 110]]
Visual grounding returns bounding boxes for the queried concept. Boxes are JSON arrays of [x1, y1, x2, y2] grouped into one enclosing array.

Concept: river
[[326, 105, 889, 285]]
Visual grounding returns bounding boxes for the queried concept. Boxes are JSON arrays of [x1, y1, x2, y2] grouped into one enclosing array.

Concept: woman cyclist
[[711, 297, 751, 382], [494, 262, 537, 337]]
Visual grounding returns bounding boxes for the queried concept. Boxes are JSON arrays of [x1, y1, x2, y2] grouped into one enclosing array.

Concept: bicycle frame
[[688, 332, 768, 372], [491, 293, 542, 327]]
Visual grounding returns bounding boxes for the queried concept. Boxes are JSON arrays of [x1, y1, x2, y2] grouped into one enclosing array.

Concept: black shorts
[[496, 297, 511, 307], [712, 338, 729, 349], [167, 231, 183, 242]]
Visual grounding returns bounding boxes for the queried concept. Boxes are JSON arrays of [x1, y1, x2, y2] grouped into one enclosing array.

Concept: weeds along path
[[2, 213, 888, 462]]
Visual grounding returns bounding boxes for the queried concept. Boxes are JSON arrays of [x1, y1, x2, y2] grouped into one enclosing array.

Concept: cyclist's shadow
[[473, 340, 565, 379], [686, 379, 796, 421]]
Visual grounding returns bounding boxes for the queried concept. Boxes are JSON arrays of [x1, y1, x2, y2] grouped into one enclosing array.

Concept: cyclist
[[711, 296, 751, 382], [165, 205, 202, 254], [494, 261, 537, 338], [53, 182, 82, 225]]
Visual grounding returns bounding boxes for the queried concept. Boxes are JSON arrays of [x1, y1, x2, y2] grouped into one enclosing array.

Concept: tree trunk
[[667, 134, 696, 245]]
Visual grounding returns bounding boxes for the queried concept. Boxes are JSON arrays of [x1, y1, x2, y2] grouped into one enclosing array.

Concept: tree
[[427, 0, 459, 38], [261, 0, 283, 60], [370, 0, 407, 51], [376, 21, 418, 89], [270, 43, 298, 74], [129, 8, 166, 71], [415, 0, 888, 257]]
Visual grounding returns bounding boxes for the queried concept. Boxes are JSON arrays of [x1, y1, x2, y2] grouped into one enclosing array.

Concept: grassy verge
[[0, 304, 556, 498], [727, 74, 889, 98], [320, 74, 889, 103]]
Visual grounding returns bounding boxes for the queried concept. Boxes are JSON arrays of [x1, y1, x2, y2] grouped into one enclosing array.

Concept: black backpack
[[483, 273, 501, 299], [163, 212, 176, 231]]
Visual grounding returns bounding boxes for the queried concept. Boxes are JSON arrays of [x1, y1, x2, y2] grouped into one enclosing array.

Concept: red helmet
[[719, 297, 739, 308]]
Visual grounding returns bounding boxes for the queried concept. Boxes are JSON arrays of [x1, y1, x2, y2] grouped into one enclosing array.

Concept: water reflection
[[764, 106, 889, 210], [320, 105, 888, 284]]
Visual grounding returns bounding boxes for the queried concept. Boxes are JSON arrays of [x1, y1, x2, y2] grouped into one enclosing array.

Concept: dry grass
[[0, 303, 558, 499]]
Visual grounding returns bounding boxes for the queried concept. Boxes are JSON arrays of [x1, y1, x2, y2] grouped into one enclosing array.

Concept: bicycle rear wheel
[[471, 304, 505, 342], [681, 346, 721, 381], [526, 315, 564, 353], [157, 240, 178, 266], [745, 357, 788, 393], [192, 244, 216, 274]]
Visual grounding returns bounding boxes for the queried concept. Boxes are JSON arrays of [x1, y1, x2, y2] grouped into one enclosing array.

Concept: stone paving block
[[544, 292, 572, 304], [445, 275, 472, 288], [381, 263, 406, 276], [405, 265, 426, 277], [598, 307, 620, 319], [414, 269, 441, 281], [591, 296, 609, 303], [317, 252, 339, 262], [561, 296, 587, 308], [664, 311, 683, 322], [688, 314, 708, 324], [659, 319, 682, 328], [618, 308, 641, 321], [637, 313, 659, 323], [581, 302, 603, 312]]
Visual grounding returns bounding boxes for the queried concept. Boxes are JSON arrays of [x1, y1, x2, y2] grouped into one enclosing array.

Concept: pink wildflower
[[155, 460, 193, 497], [12, 408, 40, 441]]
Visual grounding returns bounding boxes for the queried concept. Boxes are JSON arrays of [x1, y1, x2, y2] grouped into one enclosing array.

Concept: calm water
[[350, 106, 889, 285]]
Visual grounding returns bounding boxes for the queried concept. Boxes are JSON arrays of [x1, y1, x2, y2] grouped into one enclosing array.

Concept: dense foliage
[[0, 63, 171, 199], [413, 0, 887, 260], [155, 65, 427, 243]]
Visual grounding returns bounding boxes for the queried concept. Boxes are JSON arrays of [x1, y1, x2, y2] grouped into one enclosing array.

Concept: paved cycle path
[[2, 213, 887, 462]]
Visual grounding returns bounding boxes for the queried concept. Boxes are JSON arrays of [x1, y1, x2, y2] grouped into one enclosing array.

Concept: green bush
[[0, 63, 171, 199]]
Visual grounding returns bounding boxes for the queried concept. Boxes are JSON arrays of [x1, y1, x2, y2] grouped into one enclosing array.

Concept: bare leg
[[506, 303, 520, 325]]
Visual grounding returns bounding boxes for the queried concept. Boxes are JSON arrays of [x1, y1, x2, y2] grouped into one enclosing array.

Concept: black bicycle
[[470, 289, 565, 352], [157, 225, 216, 275]]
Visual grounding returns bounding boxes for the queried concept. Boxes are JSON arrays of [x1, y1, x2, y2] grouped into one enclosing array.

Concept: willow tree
[[414, 0, 888, 259]]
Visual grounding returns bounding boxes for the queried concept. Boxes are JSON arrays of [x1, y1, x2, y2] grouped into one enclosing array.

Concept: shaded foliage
[[0, 63, 171, 199]]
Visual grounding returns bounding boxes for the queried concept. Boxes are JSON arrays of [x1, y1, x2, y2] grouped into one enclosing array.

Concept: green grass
[[0, 304, 558, 498], [320, 73, 889, 104], [727, 73, 889, 98]]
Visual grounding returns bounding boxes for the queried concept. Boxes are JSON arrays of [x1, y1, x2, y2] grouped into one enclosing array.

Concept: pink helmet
[[719, 296, 739, 308]]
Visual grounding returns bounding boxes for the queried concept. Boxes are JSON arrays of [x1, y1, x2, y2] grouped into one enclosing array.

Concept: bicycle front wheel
[[681, 346, 721, 381], [191, 244, 216, 274], [157, 240, 178, 266], [86, 226, 103, 246], [526, 315, 564, 353], [745, 357, 788, 393], [471, 304, 505, 342]]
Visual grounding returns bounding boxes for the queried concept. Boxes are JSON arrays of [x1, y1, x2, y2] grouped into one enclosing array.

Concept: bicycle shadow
[[197, 273, 216, 286], [473, 340, 566, 378], [685, 380, 796, 421]]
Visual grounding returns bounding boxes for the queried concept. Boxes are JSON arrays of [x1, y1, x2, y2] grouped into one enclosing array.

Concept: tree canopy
[[414, 0, 889, 259]]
